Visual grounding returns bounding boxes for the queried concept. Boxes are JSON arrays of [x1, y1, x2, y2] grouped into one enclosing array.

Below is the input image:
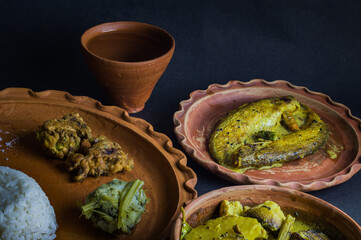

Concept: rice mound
[[0, 166, 58, 240]]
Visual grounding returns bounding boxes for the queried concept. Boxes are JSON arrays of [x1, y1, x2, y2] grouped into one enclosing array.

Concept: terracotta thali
[[174, 79, 361, 191], [0, 88, 197, 239]]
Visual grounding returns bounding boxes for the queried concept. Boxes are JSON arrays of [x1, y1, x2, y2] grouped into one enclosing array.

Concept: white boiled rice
[[0, 166, 58, 240]]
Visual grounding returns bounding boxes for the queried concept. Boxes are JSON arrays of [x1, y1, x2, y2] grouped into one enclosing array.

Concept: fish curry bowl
[[173, 79, 361, 191], [171, 185, 361, 240]]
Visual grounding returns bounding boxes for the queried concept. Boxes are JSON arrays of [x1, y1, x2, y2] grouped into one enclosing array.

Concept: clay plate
[[173, 79, 361, 191], [170, 185, 361, 240], [0, 88, 197, 240]]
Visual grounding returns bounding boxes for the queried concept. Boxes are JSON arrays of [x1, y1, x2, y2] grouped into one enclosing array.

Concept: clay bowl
[[173, 79, 361, 191], [0, 88, 196, 240], [81, 21, 175, 113], [171, 185, 361, 240]]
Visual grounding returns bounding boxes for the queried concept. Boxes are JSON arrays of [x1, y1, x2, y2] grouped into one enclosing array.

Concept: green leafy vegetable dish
[[80, 179, 148, 235], [181, 200, 332, 240]]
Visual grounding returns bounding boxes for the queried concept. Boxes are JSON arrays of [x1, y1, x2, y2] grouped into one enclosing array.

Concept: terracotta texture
[[171, 185, 361, 240], [173, 79, 361, 191], [0, 88, 197, 240], [81, 21, 175, 113]]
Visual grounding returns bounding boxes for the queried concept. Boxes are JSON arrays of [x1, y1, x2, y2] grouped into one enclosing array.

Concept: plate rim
[[0, 87, 198, 239], [173, 79, 361, 191]]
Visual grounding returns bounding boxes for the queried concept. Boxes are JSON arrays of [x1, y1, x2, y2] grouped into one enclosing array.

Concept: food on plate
[[219, 199, 244, 217], [181, 200, 331, 240], [208, 96, 329, 171], [37, 113, 133, 181], [290, 230, 330, 240], [181, 207, 193, 240], [183, 215, 268, 240], [66, 135, 133, 181], [0, 166, 58, 240], [80, 179, 148, 235], [278, 215, 296, 240], [246, 200, 286, 231], [36, 113, 92, 159]]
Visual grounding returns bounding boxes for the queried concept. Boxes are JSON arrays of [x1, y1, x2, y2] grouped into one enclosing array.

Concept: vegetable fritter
[[36, 113, 92, 159], [81, 179, 148, 235], [66, 135, 133, 181], [208, 96, 329, 170]]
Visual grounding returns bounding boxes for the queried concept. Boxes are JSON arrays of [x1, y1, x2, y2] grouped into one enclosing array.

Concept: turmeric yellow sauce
[[292, 220, 312, 233], [208, 96, 339, 173], [226, 106, 307, 173], [182, 200, 331, 240]]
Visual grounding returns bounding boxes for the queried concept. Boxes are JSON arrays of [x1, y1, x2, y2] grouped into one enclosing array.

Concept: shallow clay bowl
[[171, 185, 361, 240], [173, 79, 361, 191], [0, 88, 197, 240]]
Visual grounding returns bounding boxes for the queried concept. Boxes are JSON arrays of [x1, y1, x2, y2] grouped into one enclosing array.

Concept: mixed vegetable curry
[[181, 200, 331, 240]]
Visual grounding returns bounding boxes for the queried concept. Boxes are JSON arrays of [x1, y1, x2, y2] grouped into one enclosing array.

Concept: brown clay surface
[[174, 79, 361, 191], [81, 21, 175, 113], [171, 185, 361, 240], [0, 88, 197, 240]]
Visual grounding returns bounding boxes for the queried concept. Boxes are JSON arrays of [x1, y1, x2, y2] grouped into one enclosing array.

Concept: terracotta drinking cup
[[81, 21, 175, 113]]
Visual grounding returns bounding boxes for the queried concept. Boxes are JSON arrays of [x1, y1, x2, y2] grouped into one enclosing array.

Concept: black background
[[1, 0, 361, 227]]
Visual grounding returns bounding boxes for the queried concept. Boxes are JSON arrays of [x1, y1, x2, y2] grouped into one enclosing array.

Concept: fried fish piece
[[66, 135, 133, 181], [36, 113, 92, 159], [208, 96, 329, 170], [246, 201, 286, 232]]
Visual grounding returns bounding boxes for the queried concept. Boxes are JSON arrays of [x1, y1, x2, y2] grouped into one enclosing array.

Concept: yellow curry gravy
[[208, 96, 332, 172]]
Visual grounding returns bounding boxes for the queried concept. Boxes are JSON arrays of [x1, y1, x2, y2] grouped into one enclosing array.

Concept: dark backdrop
[[1, 0, 361, 225]]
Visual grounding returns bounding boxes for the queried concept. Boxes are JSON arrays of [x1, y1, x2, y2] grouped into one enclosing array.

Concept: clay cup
[[81, 21, 175, 113]]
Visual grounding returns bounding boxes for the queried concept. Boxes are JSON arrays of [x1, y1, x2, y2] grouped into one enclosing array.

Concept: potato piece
[[219, 200, 243, 217]]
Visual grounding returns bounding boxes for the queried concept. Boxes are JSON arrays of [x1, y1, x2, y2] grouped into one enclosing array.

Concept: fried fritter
[[36, 113, 92, 159], [65, 135, 133, 181]]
